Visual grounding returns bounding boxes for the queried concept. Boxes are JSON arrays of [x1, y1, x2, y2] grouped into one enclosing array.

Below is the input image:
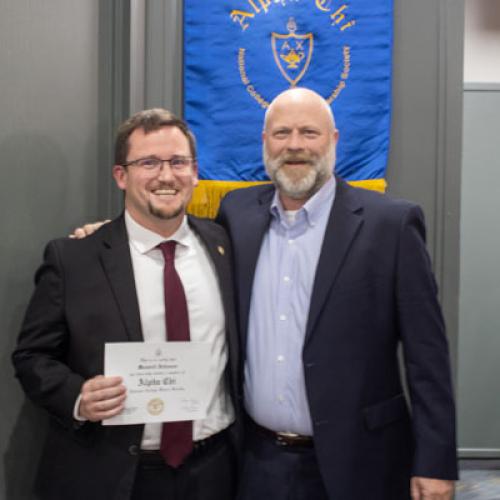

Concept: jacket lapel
[[99, 216, 143, 342], [187, 215, 241, 404], [237, 188, 274, 349], [188, 216, 229, 284], [304, 180, 364, 344]]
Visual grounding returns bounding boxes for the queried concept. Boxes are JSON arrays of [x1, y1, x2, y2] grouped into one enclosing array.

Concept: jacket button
[[128, 444, 139, 456]]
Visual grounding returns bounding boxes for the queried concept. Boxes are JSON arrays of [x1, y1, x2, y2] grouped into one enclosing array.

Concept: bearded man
[[217, 88, 457, 500]]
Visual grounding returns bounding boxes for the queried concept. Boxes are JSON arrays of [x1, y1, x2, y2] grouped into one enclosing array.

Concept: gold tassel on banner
[[188, 180, 269, 219], [188, 178, 387, 219]]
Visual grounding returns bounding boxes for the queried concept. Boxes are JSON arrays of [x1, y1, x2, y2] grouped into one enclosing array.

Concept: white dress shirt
[[124, 211, 235, 447], [74, 213, 234, 443], [73, 212, 235, 448]]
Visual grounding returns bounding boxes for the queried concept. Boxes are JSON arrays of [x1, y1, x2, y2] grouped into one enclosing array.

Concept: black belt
[[248, 418, 314, 447], [139, 427, 229, 464]]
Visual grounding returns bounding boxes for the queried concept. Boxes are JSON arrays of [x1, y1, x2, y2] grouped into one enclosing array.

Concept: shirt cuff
[[73, 394, 87, 422]]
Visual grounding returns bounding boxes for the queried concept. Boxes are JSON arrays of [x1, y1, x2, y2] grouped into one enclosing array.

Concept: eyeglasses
[[122, 156, 195, 171]]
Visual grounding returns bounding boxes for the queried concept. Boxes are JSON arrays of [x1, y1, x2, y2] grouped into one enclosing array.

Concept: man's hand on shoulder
[[69, 220, 110, 239], [78, 375, 126, 422], [411, 476, 454, 500]]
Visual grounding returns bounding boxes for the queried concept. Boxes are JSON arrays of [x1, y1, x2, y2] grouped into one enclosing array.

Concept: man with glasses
[[12, 108, 240, 500]]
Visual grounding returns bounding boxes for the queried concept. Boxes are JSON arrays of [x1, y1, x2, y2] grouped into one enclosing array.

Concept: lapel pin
[[217, 245, 225, 256]]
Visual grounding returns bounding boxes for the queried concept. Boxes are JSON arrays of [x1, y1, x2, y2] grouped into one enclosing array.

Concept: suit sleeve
[[396, 205, 458, 479], [12, 240, 85, 428]]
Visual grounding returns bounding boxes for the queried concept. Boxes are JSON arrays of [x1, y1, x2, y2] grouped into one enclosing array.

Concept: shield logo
[[272, 18, 313, 87]]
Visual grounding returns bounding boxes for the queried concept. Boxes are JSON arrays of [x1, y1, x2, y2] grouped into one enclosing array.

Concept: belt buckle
[[276, 431, 300, 446]]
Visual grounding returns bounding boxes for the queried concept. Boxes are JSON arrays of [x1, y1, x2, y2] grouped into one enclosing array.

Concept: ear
[[333, 129, 339, 145], [191, 161, 199, 187], [112, 165, 128, 191]]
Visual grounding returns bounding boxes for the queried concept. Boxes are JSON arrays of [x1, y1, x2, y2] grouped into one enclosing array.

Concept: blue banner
[[184, 0, 393, 184]]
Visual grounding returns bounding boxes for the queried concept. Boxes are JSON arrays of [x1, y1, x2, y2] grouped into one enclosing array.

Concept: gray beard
[[273, 165, 325, 200], [264, 147, 334, 200]]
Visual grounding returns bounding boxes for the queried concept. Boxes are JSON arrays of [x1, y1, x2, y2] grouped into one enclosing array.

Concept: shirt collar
[[270, 175, 336, 227], [124, 210, 191, 255]]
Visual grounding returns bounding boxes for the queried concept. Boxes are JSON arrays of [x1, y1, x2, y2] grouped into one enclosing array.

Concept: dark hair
[[114, 108, 197, 165]]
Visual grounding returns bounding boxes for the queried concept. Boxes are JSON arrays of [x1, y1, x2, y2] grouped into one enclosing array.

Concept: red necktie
[[158, 241, 193, 467]]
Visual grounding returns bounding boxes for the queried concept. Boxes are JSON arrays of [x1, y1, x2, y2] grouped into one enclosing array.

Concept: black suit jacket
[[217, 179, 457, 500], [12, 215, 241, 500]]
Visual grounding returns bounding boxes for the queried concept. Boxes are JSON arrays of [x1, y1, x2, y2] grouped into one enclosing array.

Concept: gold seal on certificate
[[103, 342, 213, 426], [147, 398, 165, 416]]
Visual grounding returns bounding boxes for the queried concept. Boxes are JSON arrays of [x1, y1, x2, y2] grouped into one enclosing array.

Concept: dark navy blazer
[[218, 178, 457, 500], [12, 215, 241, 500]]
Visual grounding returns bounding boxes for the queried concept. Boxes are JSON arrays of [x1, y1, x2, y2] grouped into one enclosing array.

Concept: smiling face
[[113, 126, 198, 237], [263, 88, 339, 209]]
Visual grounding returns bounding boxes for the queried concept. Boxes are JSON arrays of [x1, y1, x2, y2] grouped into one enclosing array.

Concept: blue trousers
[[237, 428, 329, 500]]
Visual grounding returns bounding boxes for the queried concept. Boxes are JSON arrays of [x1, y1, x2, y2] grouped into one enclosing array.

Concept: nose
[[286, 130, 304, 152], [157, 161, 175, 181]]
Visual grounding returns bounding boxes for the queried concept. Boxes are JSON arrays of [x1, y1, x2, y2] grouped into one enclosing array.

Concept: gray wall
[[0, 1, 126, 498], [0, 0, 465, 498], [386, 0, 464, 380], [457, 85, 500, 457]]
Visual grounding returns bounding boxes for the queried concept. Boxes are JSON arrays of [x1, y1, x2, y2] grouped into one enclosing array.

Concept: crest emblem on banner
[[232, 3, 357, 109], [272, 17, 313, 87]]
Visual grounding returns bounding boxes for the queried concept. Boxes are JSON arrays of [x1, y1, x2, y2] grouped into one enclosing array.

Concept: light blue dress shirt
[[244, 176, 336, 435]]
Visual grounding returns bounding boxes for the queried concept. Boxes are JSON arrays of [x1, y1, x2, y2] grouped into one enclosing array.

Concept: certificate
[[103, 342, 212, 426]]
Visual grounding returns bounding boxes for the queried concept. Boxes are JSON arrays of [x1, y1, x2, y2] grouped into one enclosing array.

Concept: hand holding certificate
[[103, 342, 212, 426]]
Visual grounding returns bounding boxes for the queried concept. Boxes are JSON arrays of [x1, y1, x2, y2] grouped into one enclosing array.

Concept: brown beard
[[148, 201, 183, 221]]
